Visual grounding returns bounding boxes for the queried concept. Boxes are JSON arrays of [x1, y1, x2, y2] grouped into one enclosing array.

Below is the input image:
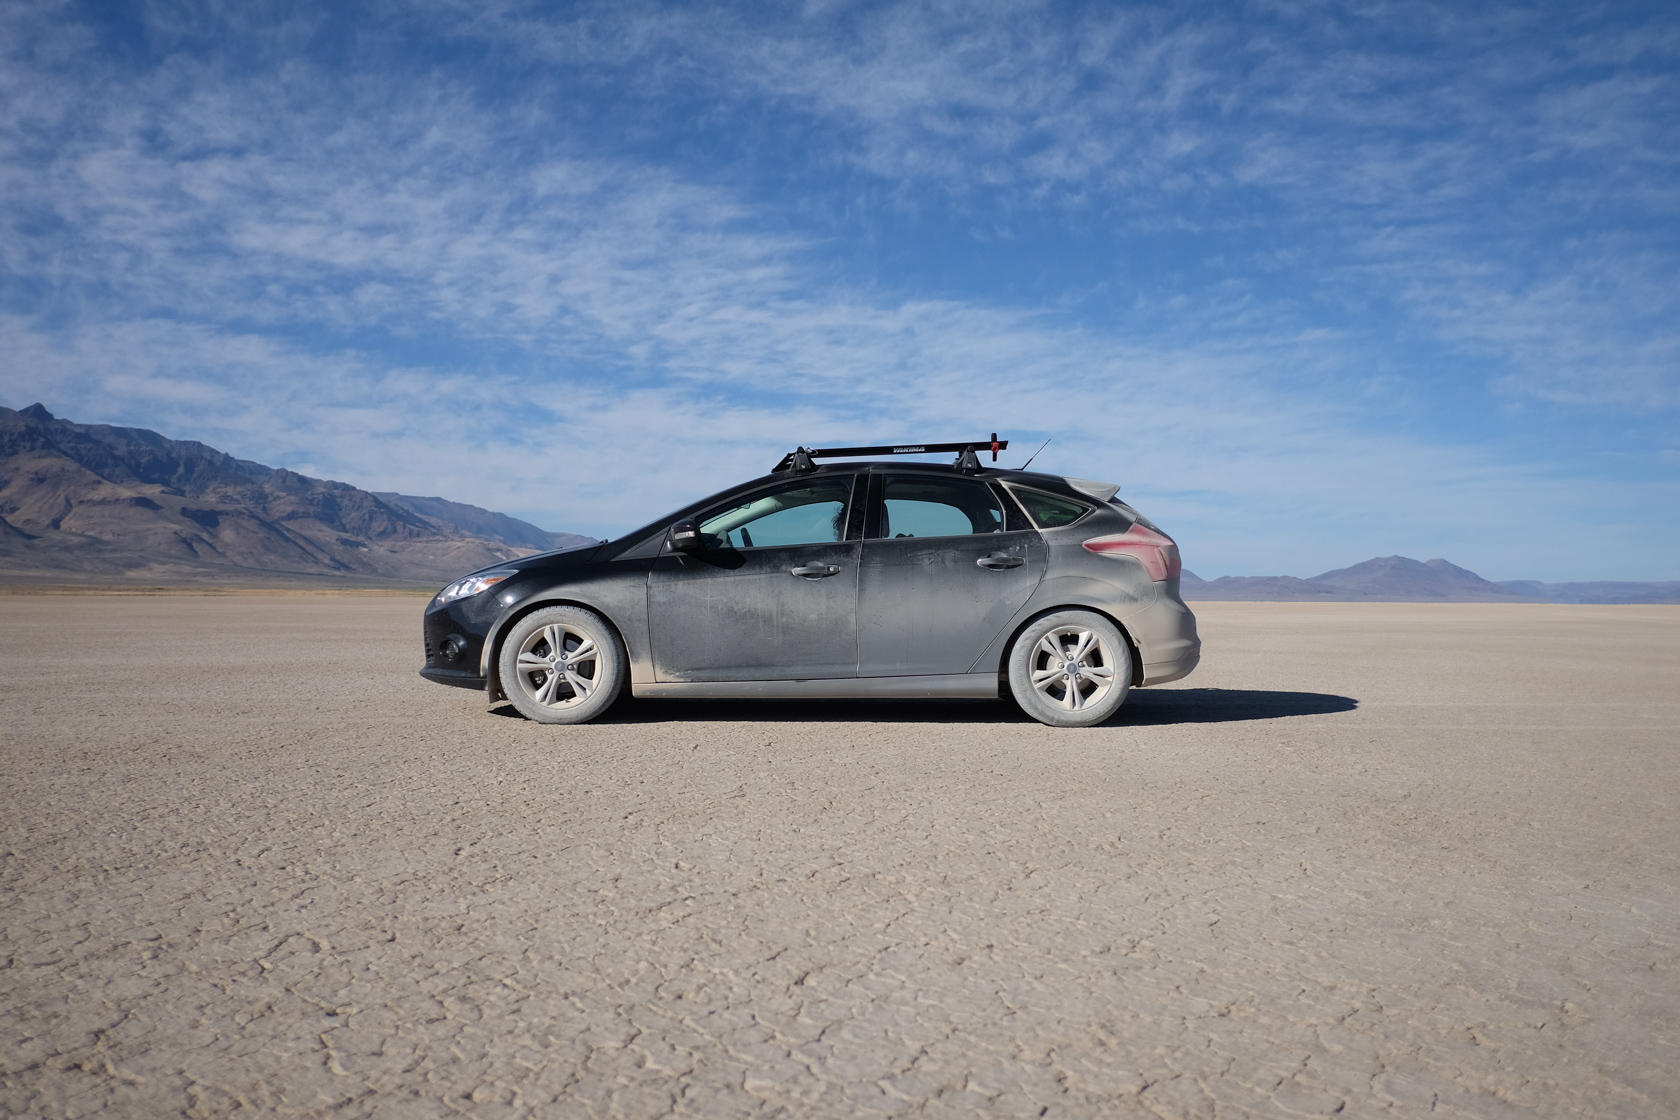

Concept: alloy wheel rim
[[1028, 626, 1117, 712], [514, 623, 601, 708]]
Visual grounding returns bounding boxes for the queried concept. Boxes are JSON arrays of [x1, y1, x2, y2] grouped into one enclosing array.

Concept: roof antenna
[[1018, 437, 1051, 470]]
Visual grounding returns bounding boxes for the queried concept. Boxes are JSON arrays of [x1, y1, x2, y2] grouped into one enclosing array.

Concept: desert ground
[[1, 595, 1676, 1119]]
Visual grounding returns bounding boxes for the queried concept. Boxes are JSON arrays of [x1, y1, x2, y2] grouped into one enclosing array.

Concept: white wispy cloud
[[440, 0, 1680, 408], [1, 0, 1676, 580]]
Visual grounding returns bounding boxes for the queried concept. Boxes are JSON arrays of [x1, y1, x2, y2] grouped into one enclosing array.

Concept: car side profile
[[420, 440, 1200, 727]]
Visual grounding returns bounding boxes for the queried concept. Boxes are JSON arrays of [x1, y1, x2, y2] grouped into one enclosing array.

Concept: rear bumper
[[1127, 589, 1201, 686], [419, 667, 486, 690], [1142, 649, 1200, 686]]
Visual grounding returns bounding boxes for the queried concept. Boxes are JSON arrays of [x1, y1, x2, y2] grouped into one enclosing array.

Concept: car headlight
[[433, 569, 518, 604]]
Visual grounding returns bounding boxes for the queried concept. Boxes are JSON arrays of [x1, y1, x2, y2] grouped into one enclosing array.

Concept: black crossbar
[[773, 438, 1007, 473]]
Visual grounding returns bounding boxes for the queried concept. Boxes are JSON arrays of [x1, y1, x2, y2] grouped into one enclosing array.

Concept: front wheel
[[1007, 610, 1132, 727], [498, 606, 626, 724]]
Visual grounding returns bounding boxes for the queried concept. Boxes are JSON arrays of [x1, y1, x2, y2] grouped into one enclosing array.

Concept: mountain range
[[1182, 556, 1680, 605], [2, 404, 1674, 599], [0, 404, 593, 586]]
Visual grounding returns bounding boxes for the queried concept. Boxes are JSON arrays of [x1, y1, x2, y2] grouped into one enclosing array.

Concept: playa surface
[[3, 596, 1676, 1118]]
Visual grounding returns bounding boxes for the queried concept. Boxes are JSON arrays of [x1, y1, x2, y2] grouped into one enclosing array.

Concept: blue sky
[[2, 0, 1677, 580]]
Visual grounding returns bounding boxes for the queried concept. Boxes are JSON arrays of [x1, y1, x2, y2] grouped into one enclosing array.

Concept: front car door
[[648, 474, 861, 682], [856, 472, 1046, 677]]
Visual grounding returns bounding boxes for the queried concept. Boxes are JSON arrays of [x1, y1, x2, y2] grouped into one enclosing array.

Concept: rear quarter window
[[1011, 488, 1091, 529]]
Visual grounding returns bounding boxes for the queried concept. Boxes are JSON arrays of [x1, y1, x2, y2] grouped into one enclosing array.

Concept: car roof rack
[[774, 435, 1008, 474]]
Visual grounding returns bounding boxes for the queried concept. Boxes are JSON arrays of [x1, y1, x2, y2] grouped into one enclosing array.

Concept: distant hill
[[1182, 556, 1678, 604], [0, 404, 595, 586], [1494, 579, 1680, 605]]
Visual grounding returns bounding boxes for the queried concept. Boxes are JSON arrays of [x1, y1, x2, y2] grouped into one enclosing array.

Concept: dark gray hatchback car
[[420, 443, 1199, 727]]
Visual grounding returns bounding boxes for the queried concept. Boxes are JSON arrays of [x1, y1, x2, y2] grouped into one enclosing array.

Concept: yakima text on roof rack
[[774, 434, 1008, 473]]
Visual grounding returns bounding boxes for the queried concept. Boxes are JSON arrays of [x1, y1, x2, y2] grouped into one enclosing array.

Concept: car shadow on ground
[[490, 688, 1357, 726], [1118, 687, 1358, 725]]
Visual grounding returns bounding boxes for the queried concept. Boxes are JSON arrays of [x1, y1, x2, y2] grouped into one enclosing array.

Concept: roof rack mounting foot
[[788, 446, 816, 473], [955, 445, 982, 473]]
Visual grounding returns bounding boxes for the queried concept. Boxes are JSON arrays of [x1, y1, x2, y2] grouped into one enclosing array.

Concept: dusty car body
[[420, 447, 1199, 726]]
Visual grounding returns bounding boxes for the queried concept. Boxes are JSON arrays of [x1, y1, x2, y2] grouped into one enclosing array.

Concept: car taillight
[[1082, 524, 1182, 581]]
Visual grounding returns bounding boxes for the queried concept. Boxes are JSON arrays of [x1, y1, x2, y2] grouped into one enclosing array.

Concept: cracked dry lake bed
[[2, 596, 1677, 1118]]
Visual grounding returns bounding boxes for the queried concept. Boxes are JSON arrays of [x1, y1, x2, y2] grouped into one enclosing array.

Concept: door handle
[[790, 564, 843, 579], [977, 553, 1024, 570]]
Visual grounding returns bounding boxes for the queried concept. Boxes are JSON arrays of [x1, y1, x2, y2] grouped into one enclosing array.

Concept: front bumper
[[419, 666, 487, 690], [421, 600, 491, 690]]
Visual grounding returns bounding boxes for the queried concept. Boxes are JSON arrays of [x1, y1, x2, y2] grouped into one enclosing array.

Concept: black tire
[[1007, 610, 1132, 727], [498, 606, 626, 725]]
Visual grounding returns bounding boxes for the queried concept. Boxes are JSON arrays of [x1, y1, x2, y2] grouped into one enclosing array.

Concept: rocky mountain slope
[[0, 404, 592, 586], [1182, 555, 1680, 603], [370, 492, 589, 552]]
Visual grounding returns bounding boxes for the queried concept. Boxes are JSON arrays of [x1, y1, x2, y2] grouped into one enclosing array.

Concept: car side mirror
[[669, 518, 701, 552]]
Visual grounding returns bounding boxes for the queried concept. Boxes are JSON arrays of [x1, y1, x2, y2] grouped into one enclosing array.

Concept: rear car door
[[856, 473, 1046, 677], [648, 474, 861, 682]]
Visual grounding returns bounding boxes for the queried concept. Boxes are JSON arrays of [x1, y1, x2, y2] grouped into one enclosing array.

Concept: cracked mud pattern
[[3, 597, 1677, 1118]]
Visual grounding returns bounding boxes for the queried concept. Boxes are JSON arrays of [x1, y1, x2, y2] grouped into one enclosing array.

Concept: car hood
[[445, 540, 605, 585], [500, 541, 607, 579], [511, 539, 605, 567]]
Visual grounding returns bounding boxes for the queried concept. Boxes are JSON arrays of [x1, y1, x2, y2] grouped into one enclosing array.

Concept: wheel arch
[[483, 596, 633, 703], [994, 604, 1146, 690]]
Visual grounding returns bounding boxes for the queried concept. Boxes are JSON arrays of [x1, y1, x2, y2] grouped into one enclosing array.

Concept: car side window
[[1010, 487, 1091, 529], [991, 482, 1037, 533], [874, 476, 1004, 539], [696, 477, 853, 549]]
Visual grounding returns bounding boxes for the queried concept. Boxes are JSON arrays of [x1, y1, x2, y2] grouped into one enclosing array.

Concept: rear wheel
[[498, 606, 625, 724], [1007, 610, 1131, 727]]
